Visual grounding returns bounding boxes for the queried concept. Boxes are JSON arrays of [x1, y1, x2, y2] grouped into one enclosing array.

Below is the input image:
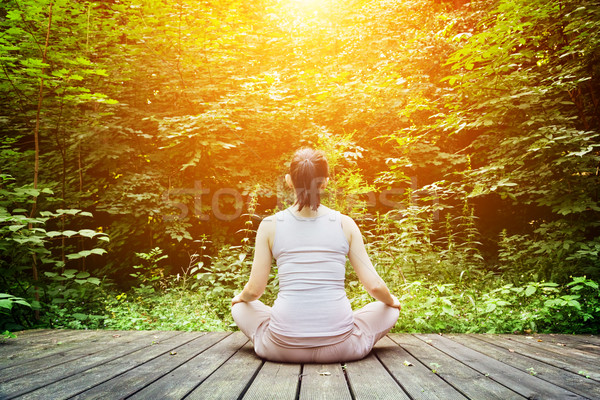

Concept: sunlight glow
[[292, 0, 321, 6], [285, 0, 335, 16]]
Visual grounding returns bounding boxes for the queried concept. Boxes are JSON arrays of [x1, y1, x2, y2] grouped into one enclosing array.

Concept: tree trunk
[[78, 141, 86, 271], [29, 0, 54, 321]]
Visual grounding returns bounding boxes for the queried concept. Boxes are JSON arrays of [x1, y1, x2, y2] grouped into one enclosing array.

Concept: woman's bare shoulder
[[257, 213, 279, 235], [340, 213, 359, 229], [339, 213, 360, 245], [259, 213, 276, 224], [254, 214, 278, 250]]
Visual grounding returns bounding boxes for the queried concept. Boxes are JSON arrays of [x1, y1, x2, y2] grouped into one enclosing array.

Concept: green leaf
[[66, 253, 85, 260], [86, 277, 101, 285], [13, 299, 31, 307], [525, 286, 536, 297], [442, 306, 455, 316], [8, 224, 26, 232], [584, 281, 599, 289], [89, 248, 107, 256], [78, 229, 97, 238], [56, 209, 81, 215], [0, 300, 12, 310], [75, 57, 92, 66]]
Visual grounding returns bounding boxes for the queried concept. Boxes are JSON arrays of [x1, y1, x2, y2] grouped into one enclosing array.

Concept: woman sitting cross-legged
[[231, 147, 401, 363]]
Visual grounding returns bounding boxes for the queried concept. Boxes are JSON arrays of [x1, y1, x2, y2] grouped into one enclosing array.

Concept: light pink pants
[[231, 300, 399, 363]]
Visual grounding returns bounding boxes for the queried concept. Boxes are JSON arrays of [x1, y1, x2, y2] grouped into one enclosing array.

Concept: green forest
[[1, 0, 599, 336]]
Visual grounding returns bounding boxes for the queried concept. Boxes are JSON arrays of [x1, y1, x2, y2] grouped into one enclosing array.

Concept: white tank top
[[269, 208, 354, 342]]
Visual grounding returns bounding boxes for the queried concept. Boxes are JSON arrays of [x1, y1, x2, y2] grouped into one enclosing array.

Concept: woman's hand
[[388, 295, 401, 310], [231, 293, 244, 307]]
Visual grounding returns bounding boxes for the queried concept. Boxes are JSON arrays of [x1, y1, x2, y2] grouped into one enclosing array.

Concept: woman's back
[[231, 147, 399, 362], [269, 208, 354, 340]]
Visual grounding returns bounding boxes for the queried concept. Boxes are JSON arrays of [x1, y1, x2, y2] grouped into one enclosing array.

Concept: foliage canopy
[[0, 0, 598, 332]]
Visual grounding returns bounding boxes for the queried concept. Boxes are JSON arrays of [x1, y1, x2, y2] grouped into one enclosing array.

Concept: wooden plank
[[0, 330, 151, 383], [0, 329, 143, 366], [543, 336, 600, 356], [524, 333, 600, 345], [185, 342, 263, 400], [389, 334, 523, 400], [475, 334, 600, 381], [416, 334, 586, 400], [519, 334, 600, 355], [2, 329, 98, 347], [299, 363, 351, 400], [344, 352, 410, 399], [452, 334, 600, 399], [549, 334, 600, 346], [374, 336, 467, 400], [7, 330, 54, 339], [0, 330, 58, 359], [69, 332, 228, 400], [243, 361, 300, 400], [0, 331, 179, 399], [3, 331, 187, 400], [501, 334, 600, 358], [3, 330, 599, 400], [0, 330, 108, 363], [129, 332, 249, 400]]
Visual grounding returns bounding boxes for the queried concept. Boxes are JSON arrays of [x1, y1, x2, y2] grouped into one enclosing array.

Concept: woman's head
[[287, 148, 329, 212]]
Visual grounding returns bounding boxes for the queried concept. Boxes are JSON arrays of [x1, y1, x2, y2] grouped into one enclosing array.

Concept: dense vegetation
[[1, 0, 599, 335]]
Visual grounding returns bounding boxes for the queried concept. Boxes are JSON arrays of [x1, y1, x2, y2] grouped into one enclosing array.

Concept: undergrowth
[[3, 210, 599, 334], [96, 273, 599, 334]]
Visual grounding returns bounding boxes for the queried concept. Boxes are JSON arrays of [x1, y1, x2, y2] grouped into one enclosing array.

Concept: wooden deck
[[1, 330, 599, 399]]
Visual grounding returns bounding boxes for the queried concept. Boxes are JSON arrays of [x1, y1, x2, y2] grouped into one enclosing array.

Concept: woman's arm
[[342, 215, 401, 309], [231, 217, 275, 305]]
